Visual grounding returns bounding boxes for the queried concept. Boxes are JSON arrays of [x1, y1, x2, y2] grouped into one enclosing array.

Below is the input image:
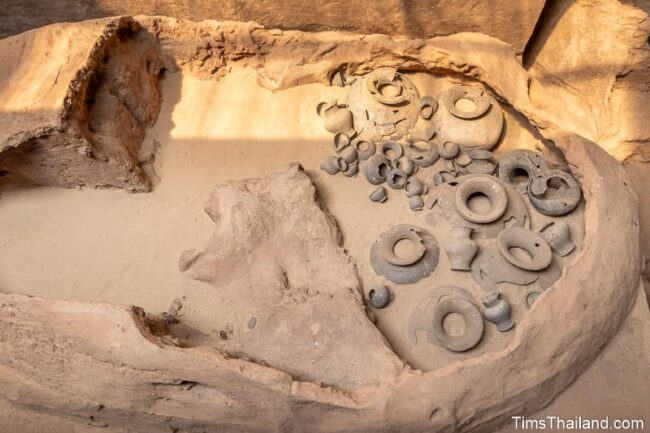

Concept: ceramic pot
[[482, 291, 514, 332], [322, 105, 355, 136], [540, 220, 575, 256], [445, 227, 478, 271]]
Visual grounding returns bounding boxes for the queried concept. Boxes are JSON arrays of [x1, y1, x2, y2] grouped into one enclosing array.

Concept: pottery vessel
[[445, 227, 478, 271], [482, 291, 514, 332], [540, 220, 576, 256]]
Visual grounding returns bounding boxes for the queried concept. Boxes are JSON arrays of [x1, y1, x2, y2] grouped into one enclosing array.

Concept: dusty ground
[[0, 69, 647, 430]]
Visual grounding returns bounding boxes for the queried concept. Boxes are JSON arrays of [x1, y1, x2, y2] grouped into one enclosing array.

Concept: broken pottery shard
[[180, 164, 400, 389], [0, 17, 163, 191]]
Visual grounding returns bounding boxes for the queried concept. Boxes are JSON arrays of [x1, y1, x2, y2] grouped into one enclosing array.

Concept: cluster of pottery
[[318, 68, 506, 210], [366, 150, 580, 352], [317, 68, 583, 354]]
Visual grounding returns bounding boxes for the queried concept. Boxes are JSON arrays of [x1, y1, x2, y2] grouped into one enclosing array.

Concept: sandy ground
[[0, 70, 647, 428]]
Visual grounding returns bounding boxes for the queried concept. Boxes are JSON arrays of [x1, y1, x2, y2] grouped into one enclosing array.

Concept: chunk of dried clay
[[363, 154, 391, 185], [406, 141, 439, 167], [370, 224, 439, 284], [497, 227, 553, 271], [369, 186, 388, 203], [338, 145, 358, 164], [432, 85, 504, 150], [539, 220, 576, 256], [437, 141, 460, 159], [380, 141, 403, 161], [404, 177, 426, 197], [482, 291, 514, 332], [408, 286, 483, 352], [426, 177, 529, 239], [417, 96, 438, 120], [409, 195, 424, 211], [394, 157, 416, 176], [386, 169, 408, 190], [497, 150, 549, 194], [346, 68, 420, 141], [368, 284, 392, 309], [470, 242, 561, 292], [528, 169, 582, 216], [352, 138, 376, 160], [445, 227, 478, 271], [454, 174, 508, 223]]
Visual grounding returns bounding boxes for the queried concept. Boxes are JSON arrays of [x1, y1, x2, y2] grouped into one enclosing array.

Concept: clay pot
[[445, 227, 478, 271], [540, 220, 575, 256], [342, 161, 359, 177], [528, 169, 582, 216], [338, 145, 358, 164], [352, 138, 376, 160], [496, 227, 553, 271], [394, 157, 416, 176], [405, 141, 438, 167], [417, 96, 438, 120], [386, 169, 408, 190], [404, 177, 426, 197], [363, 154, 391, 185], [454, 174, 508, 223], [409, 195, 424, 211], [369, 186, 388, 203], [437, 141, 459, 159], [482, 291, 514, 332], [322, 105, 355, 136], [432, 85, 504, 150], [368, 284, 392, 309], [320, 155, 346, 175]]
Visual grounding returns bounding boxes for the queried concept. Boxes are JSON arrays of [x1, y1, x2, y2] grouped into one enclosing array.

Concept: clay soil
[[0, 69, 648, 431]]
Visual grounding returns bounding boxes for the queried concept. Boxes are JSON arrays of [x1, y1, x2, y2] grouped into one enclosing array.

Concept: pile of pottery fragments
[[318, 68, 582, 354]]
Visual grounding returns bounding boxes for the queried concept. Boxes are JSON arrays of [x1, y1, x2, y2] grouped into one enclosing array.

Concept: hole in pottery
[[378, 82, 399, 98], [455, 98, 477, 112], [509, 167, 529, 187], [442, 313, 466, 337], [544, 176, 569, 196], [509, 246, 533, 263], [467, 192, 491, 214], [393, 238, 417, 259], [547, 176, 567, 189], [0, 169, 8, 177], [378, 163, 390, 177]]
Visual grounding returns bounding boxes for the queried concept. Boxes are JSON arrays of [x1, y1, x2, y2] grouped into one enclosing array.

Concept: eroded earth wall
[[0, 0, 545, 53]]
